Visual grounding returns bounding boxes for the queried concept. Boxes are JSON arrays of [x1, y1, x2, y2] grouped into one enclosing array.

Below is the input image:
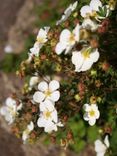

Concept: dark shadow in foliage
[[100, 9, 117, 68]]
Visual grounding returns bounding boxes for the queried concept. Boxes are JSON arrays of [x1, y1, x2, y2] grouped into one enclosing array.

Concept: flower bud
[[90, 38, 99, 48], [97, 97, 102, 103], [63, 115, 69, 122], [74, 94, 81, 102], [60, 138, 68, 149], [91, 69, 97, 76], [32, 106, 38, 113], [104, 126, 112, 134], [102, 61, 110, 71], [55, 64, 62, 72], [95, 80, 102, 88], [90, 96, 97, 104], [40, 54, 47, 60], [67, 130, 73, 141], [30, 132, 36, 139], [50, 135, 56, 144], [78, 82, 85, 92]]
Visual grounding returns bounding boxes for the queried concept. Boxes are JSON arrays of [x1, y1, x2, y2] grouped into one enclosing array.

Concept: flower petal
[[83, 113, 89, 121], [60, 29, 71, 43], [51, 109, 58, 123], [83, 104, 91, 111], [49, 80, 60, 92], [90, 49, 100, 63], [29, 76, 39, 87], [38, 81, 48, 92], [0, 106, 7, 116], [17, 103, 23, 111], [37, 117, 46, 127], [37, 28, 47, 40], [81, 59, 93, 71], [65, 45, 73, 54], [55, 42, 67, 55], [44, 121, 57, 133], [30, 42, 41, 56], [40, 100, 55, 112], [89, 118, 96, 126], [33, 91, 45, 103], [73, 24, 80, 42], [95, 140, 107, 153], [49, 91, 60, 102], [104, 135, 110, 148], [90, 0, 102, 11], [6, 97, 16, 107], [27, 121, 34, 131], [72, 51, 84, 72], [82, 19, 98, 32], [80, 5, 92, 18]]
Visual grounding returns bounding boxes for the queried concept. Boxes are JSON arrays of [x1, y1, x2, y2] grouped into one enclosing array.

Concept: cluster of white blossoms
[[22, 121, 34, 143], [55, 0, 115, 72], [80, 0, 113, 20], [33, 80, 63, 133], [29, 27, 50, 57], [1, 0, 116, 147], [0, 97, 22, 124], [83, 103, 100, 126], [95, 135, 110, 156]]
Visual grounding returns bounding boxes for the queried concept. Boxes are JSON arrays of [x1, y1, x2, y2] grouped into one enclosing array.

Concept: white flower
[[29, 76, 39, 87], [80, 0, 110, 21], [29, 42, 40, 57], [4, 44, 13, 53], [55, 24, 80, 55], [33, 80, 60, 103], [36, 27, 50, 44], [83, 103, 100, 126], [56, 1, 78, 25], [37, 100, 63, 133], [82, 18, 98, 31], [29, 27, 50, 57], [80, 0, 102, 18], [72, 47, 99, 72], [0, 97, 22, 124], [22, 121, 34, 143], [95, 135, 110, 156]]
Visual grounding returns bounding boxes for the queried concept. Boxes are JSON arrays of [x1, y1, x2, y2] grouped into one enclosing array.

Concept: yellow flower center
[[44, 111, 52, 119], [91, 11, 97, 18], [82, 50, 90, 59], [89, 110, 95, 117], [45, 90, 52, 97], [69, 33, 75, 44], [8, 107, 16, 117], [37, 37, 45, 44]]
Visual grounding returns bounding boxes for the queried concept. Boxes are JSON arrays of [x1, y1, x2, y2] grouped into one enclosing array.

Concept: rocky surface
[[0, 0, 25, 60]]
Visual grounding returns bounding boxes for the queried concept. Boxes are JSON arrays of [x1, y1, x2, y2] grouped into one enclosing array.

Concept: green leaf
[[70, 140, 86, 153], [87, 126, 99, 143]]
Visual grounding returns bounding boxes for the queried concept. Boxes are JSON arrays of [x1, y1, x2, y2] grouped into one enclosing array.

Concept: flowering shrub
[[1, 0, 117, 155]]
